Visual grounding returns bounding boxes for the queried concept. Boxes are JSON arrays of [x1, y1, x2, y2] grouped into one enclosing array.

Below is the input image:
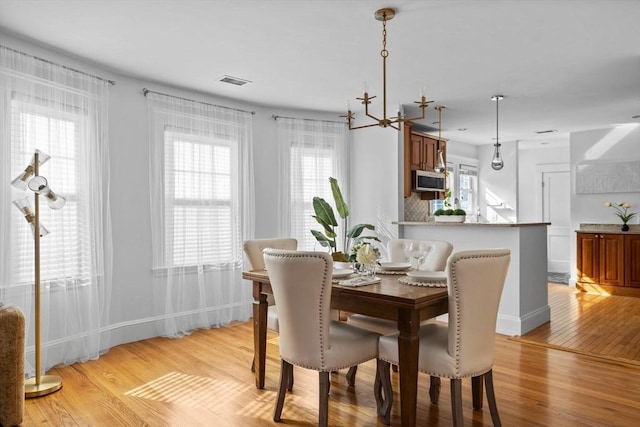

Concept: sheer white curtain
[[0, 46, 112, 373], [146, 91, 254, 337], [276, 117, 348, 250]]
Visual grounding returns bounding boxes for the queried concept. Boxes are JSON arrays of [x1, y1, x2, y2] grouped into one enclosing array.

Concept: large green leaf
[[347, 223, 375, 238], [312, 197, 337, 226], [329, 177, 349, 219], [311, 216, 336, 238], [310, 230, 335, 248]]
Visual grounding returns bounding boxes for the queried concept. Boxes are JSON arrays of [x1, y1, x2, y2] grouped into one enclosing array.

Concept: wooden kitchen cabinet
[[577, 232, 638, 287], [403, 123, 447, 198], [625, 234, 640, 287]]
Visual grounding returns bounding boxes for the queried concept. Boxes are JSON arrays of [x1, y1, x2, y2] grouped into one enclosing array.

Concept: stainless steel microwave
[[414, 170, 446, 192]]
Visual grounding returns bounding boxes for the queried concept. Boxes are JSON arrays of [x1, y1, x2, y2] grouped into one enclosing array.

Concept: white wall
[[568, 125, 640, 283], [349, 125, 400, 248]]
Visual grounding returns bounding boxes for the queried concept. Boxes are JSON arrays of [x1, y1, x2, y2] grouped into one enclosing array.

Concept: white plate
[[406, 271, 447, 282], [332, 268, 353, 279], [379, 262, 412, 271]]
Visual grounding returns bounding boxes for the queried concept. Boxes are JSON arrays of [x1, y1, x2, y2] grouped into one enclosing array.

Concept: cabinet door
[[625, 235, 640, 287], [424, 137, 437, 171], [577, 233, 599, 284], [599, 234, 624, 286], [410, 134, 423, 170]]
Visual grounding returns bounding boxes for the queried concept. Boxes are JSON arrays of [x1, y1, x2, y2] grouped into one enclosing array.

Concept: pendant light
[[434, 105, 446, 173], [491, 95, 504, 170]]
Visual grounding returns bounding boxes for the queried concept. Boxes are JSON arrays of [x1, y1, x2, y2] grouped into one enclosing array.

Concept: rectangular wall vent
[[217, 75, 252, 86]]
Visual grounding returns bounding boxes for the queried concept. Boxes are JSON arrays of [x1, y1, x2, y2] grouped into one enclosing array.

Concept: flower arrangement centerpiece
[[605, 201, 636, 231], [349, 241, 381, 275], [310, 177, 380, 262]]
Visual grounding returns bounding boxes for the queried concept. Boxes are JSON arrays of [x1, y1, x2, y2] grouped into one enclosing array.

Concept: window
[[146, 91, 252, 273], [445, 158, 478, 215], [458, 164, 478, 214], [277, 118, 348, 251], [290, 143, 335, 250], [164, 130, 237, 267], [10, 99, 91, 287]]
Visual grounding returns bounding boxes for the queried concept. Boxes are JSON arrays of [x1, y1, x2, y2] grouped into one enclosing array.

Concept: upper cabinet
[[403, 122, 447, 198]]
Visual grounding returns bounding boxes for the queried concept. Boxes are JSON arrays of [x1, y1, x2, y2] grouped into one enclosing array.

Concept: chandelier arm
[[349, 122, 384, 130], [403, 107, 427, 123]]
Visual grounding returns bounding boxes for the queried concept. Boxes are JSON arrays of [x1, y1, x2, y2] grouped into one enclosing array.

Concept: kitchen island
[[395, 221, 551, 336]]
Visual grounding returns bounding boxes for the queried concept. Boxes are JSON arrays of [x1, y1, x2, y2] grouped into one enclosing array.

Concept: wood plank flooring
[[511, 284, 640, 365], [22, 285, 640, 426]]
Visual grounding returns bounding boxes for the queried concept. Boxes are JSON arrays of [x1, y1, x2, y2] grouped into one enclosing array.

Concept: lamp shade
[[12, 197, 49, 238], [10, 150, 51, 190]]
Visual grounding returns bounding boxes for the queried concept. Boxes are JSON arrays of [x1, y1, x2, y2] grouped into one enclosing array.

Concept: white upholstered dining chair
[[243, 238, 297, 377], [263, 249, 380, 427], [374, 249, 510, 426]]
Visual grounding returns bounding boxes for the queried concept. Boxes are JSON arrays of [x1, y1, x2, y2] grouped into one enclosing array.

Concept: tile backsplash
[[404, 192, 430, 222]]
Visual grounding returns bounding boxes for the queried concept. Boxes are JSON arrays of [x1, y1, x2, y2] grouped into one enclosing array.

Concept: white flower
[[624, 202, 632, 208], [604, 202, 612, 207], [356, 244, 379, 265]]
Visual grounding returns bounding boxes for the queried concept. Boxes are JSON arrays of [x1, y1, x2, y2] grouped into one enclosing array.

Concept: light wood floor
[[23, 285, 640, 426], [512, 284, 640, 364]]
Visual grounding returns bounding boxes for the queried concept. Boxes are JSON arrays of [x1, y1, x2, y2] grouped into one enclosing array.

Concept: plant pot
[[434, 215, 466, 223], [621, 224, 630, 232]]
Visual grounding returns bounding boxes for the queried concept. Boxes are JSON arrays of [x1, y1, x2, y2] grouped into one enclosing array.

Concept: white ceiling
[[1, 0, 639, 145]]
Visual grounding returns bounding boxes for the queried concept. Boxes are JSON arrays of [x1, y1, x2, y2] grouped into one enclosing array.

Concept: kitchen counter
[[397, 221, 550, 336], [577, 223, 640, 234], [396, 221, 550, 227]]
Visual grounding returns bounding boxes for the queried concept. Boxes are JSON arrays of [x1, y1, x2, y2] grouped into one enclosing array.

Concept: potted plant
[[605, 201, 636, 231], [433, 208, 467, 223], [310, 177, 379, 262]]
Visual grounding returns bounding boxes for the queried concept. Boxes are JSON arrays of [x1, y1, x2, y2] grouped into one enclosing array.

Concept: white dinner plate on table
[[332, 268, 353, 279], [406, 271, 447, 282], [379, 262, 412, 271]]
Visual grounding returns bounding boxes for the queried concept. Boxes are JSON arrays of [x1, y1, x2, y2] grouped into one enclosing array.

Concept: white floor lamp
[[11, 149, 66, 398]]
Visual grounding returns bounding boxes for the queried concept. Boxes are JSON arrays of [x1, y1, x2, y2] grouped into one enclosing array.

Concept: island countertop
[[394, 221, 550, 227]]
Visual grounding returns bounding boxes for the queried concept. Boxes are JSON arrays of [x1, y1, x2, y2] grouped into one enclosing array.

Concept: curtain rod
[[1, 45, 116, 86], [272, 114, 345, 125], [143, 88, 255, 115]]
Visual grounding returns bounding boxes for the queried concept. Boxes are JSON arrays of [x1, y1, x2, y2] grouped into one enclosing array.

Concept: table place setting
[[398, 270, 448, 287]]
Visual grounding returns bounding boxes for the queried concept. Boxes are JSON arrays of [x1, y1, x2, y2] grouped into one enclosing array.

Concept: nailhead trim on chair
[[267, 251, 332, 371], [379, 251, 507, 380]]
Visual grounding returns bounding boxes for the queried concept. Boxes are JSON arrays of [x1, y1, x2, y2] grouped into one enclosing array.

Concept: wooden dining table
[[242, 270, 449, 427]]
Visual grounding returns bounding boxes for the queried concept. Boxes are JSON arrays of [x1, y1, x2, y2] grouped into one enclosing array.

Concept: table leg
[[397, 308, 420, 427], [252, 281, 268, 389]]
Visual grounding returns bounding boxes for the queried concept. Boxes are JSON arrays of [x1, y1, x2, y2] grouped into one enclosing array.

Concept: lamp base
[[25, 374, 62, 398]]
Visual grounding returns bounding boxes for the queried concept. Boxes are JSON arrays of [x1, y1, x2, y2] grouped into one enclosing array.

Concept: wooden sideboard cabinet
[[403, 123, 447, 198], [577, 232, 639, 288]]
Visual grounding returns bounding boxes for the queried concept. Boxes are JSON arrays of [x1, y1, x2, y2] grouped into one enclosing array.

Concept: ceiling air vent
[[217, 75, 252, 86], [535, 129, 557, 134]]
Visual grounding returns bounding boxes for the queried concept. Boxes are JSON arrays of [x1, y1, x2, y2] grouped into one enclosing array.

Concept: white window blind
[[164, 130, 236, 267]]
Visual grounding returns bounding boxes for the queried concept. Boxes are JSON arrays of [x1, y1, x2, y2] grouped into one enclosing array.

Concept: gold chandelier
[[345, 8, 431, 131]]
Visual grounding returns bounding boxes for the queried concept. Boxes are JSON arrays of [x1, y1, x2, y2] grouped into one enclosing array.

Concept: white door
[[537, 164, 570, 273]]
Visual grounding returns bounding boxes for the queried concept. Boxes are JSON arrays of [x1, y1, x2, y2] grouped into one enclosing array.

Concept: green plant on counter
[[434, 208, 467, 216], [310, 177, 379, 262]]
